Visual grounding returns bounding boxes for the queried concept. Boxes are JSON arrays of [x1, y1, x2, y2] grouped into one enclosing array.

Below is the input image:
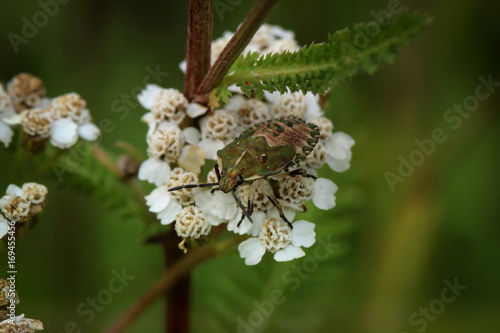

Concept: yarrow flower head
[[1, 73, 101, 151], [138, 24, 355, 264], [0, 314, 44, 332], [0, 182, 48, 239]]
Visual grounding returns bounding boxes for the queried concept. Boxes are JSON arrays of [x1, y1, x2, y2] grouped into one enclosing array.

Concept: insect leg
[[288, 168, 317, 179], [231, 190, 253, 226], [268, 168, 317, 180], [215, 163, 221, 181], [266, 195, 293, 229]]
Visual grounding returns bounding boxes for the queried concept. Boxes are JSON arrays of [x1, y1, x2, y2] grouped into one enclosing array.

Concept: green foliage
[[214, 11, 431, 103], [52, 149, 143, 222]]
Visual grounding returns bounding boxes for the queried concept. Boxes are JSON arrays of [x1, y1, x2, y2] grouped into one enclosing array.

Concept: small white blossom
[[20, 107, 54, 138], [272, 92, 307, 118], [145, 186, 182, 225], [0, 215, 9, 239], [0, 122, 13, 147], [0, 84, 15, 147], [139, 122, 185, 186], [278, 175, 314, 210], [324, 132, 355, 172], [0, 313, 44, 332], [7, 73, 46, 112], [312, 178, 338, 210], [186, 102, 208, 118], [21, 182, 48, 205], [199, 110, 237, 160], [174, 205, 211, 239], [138, 157, 171, 186], [238, 218, 315, 265], [167, 168, 199, 206], [50, 118, 79, 149], [138, 85, 187, 124], [146, 122, 184, 161], [195, 190, 238, 226]]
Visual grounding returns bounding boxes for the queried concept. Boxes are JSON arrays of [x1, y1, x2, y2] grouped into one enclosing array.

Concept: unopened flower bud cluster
[[0, 73, 101, 149], [0, 183, 48, 239], [139, 25, 354, 265]]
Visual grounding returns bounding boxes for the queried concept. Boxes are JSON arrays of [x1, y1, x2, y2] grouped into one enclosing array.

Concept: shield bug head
[[168, 116, 320, 228]]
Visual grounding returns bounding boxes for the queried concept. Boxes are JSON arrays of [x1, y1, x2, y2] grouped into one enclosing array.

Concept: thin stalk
[[162, 228, 190, 333], [196, 0, 279, 95], [184, 0, 213, 101], [102, 235, 247, 333]]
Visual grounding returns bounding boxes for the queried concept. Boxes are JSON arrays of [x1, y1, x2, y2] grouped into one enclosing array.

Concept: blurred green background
[[1, 0, 499, 332]]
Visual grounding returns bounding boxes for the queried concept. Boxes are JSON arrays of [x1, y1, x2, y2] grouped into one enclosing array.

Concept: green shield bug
[[169, 116, 320, 228]]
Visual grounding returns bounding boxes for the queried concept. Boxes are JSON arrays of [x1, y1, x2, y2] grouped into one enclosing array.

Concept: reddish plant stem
[[184, 0, 213, 101], [163, 230, 190, 333], [196, 0, 279, 95], [102, 235, 247, 333]]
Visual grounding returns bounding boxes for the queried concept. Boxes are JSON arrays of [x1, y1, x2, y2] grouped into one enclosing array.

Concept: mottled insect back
[[217, 116, 319, 192], [169, 116, 319, 229]]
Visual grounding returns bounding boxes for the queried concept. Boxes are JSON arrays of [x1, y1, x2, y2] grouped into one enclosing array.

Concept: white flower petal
[[238, 238, 266, 266], [186, 103, 208, 118], [265, 206, 296, 223], [78, 122, 100, 141], [6, 184, 22, 196], [158, 199, 182, 225], [50, 118, 78, 149], [249, 211, 266, 237], [198, 138, 225, 160], [274, 245, 305, 262], [324, 132, 355, 172], [227, 213, 253, 235], [304, 92, 323, 119], [0, 122, 13, 147], [179, 60, 187, 73], [138, 84, 161, 110], [138, 158, 171, 186], [264, 90, 281, 104], [291, 220, 316, 248], [326, 155, 351, 173], [312, 178, 338, 210], [182, 127, 201, 145], [224, 94, 247, 112], [0, 215, 8, 239], [2, 114, 21, 125], [196, 190, 237, 221], [145, 186, 171, 213]]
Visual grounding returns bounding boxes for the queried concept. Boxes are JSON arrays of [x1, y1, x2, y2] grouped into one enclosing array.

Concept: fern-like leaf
[[215, 11, 431, 103]]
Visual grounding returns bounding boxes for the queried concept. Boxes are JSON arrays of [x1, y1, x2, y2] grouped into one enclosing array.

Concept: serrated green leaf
[[214, 11, 431, 102]]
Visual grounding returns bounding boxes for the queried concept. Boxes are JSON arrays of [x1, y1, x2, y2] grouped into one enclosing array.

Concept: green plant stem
[[184, 0, 213, 102], [102, 235, 247, 333], [196, 0, 279, 96]]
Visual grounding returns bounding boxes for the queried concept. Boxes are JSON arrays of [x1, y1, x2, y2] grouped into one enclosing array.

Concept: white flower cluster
[[139, 25, 355, 265], [0, 278, 43, 332], [0, 182, 48, 239], [0, 73, 100, 149], [0, 314, 43, 332]]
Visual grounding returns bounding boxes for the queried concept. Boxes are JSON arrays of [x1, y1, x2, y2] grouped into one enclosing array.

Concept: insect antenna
[[168, 182, 219, 192]]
